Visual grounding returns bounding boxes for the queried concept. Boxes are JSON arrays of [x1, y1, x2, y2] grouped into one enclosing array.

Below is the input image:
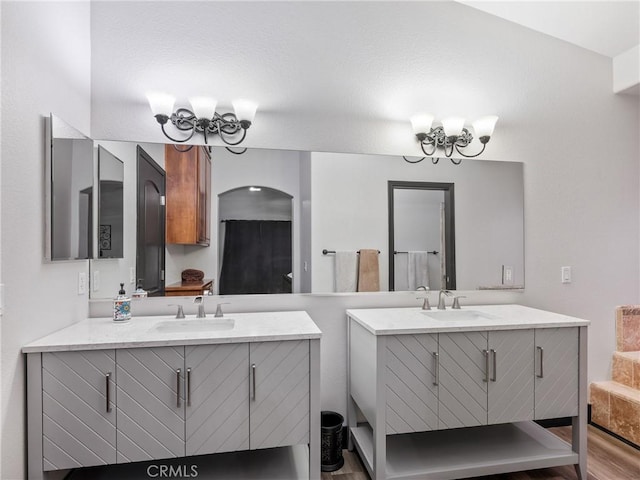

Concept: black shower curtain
[[219, 220, 292, 294]]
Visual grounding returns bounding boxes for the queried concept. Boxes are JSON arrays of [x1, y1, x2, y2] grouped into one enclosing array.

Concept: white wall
[[1, 2, 639, 478], [1, 3, 92, 479]]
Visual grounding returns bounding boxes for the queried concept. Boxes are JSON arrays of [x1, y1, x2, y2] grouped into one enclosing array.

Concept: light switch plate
[[78, 272, 87, 295], [502, 265, 514, 285], [561, 266, 572, 284]]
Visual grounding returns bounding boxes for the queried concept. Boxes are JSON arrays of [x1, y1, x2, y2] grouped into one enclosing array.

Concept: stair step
[[612, 351, 640, 389], [616, 306, 640, 352], [589, 381, 640, 446]]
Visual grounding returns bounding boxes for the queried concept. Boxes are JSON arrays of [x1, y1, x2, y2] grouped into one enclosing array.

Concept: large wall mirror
[[45, 114, 94, 261], [87, 141, 524, 299]]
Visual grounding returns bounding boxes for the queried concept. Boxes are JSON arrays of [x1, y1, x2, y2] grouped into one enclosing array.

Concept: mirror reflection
[[46, 114, 94, 261], [97, 146, 124, 258], [85, 141, 524, 299]]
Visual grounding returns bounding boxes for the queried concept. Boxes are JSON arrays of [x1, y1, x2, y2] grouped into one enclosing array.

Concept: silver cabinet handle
[[186, 368, 192, 407], [432, 352, 439, 386], [537, 346, 544, 378], [105, 372, 112, 413], [251, 363, 256, 401], [491, 349, 497, 382], [176, 368, 182, 408], [483, 350, 490, 382]]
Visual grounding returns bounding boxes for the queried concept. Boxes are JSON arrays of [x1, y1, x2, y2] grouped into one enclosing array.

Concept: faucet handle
[[452, 296, 466, 309], [215, 302, 231, 318], [168, 304, 185, 319]]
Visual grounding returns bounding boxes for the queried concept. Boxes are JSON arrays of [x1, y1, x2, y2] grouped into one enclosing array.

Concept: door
[[534, 327, 579, 419], [249, 340, 310, 450], [385, 334, 438, 434], [42, 350, 116, 470], [487, 329, 535, 424], [136, 146, 165, 296], [116, 347, 185, 463], [185, 343, 250, 456], [438, 331, 488, 429]]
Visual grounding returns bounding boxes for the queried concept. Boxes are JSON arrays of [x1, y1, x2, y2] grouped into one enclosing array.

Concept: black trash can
[[321, 411, 344, 472]]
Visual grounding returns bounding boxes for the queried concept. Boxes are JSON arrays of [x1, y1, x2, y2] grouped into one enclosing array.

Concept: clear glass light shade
[[472, 115, 499, 138], [232, 99, 258, 122], [410, 113, 434, 134], [189, 97, 217, 119], [146, 92, 176, 116], [442, 117, 466, 137]]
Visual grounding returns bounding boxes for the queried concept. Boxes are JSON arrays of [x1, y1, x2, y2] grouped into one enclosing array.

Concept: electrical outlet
[[561, 266, 572, 284], [78, 272, 87, 295], [502, 265, 513, 285], [93, 270, 101, 292]]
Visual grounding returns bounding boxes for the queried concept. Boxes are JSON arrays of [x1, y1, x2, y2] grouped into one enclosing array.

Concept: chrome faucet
[[194, 296, 206, 318], [214, 302, 230, 318], [437, 290, 453, 310], [416, 286, 431, 310]]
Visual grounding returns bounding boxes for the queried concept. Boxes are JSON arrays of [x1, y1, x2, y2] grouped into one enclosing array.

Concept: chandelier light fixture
[[405, 114, 498, 165], [147, 93, 258, 148]]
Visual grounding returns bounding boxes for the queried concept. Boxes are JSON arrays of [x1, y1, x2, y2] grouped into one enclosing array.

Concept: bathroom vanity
[[23, 311, 321, 480], [346, 304, 589, 480]]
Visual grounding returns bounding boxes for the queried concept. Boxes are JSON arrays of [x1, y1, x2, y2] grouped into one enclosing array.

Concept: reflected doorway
[[136, 146, 166, 296], [218, 186, 293, 294], [388, 181, 456, 291]]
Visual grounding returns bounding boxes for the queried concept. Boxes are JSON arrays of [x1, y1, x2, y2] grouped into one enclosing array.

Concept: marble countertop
[[346, 304, 590, 335], [23, 311, 322, 353]]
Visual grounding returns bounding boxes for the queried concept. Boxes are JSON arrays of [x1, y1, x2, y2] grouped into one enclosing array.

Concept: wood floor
[[322, 426, 640, 480]]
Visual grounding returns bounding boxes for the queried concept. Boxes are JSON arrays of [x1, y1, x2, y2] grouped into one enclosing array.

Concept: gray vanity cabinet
[[250, 340, 310, 449], [185, 343, 250, 456], [534, 327, 579, 419], [385, 334, 438, 434], [438, 329, 535, 429], [116, 346, 186, 463], [41, 350, 116, 471]]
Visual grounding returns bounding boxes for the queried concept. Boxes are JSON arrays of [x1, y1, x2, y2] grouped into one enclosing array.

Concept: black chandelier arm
[[443, 141, 455, 158], [403, 155, 425, 164], [172, 109, 198, 131], [420, 138, 438, 156], [172, 144, 195, 153], [450, 157, 463, 165], [454, 142, 486, 158], [226, 146, 248, 155], [218, 126, 248, 146], [161, 123, 197, 143], [432, 157, 441, 165]]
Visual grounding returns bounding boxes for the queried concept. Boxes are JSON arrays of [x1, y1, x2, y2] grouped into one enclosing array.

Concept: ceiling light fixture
[[405, 114, 498, 165], [147, 93, 258, 149]]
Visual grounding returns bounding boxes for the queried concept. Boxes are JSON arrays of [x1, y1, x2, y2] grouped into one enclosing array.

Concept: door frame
[[388, 180, 456, 291]]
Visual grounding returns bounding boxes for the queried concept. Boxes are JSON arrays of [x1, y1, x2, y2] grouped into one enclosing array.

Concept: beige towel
[[357, 249, 380, 292]]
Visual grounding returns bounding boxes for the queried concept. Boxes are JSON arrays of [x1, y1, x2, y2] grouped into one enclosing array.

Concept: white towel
[[335, 251, 358, 292], [408, 251, 429, 290]]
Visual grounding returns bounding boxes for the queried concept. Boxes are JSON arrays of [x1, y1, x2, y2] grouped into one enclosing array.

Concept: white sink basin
[[422, 310, 497, 322], [153, 318, 235, 333]]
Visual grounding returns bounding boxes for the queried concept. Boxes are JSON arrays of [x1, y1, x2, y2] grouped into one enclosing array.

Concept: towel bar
[[394, 250, 438, 255], [322, 249, 380, 255]]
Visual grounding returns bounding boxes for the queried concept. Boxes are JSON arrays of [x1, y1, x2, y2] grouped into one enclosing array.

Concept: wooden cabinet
[[165, 145, 211, 245], [41, 350, 116, 470], [164, 278, 213, 297]]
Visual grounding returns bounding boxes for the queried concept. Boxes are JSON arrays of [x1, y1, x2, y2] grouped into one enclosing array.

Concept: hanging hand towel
[[407, 251, 429, 290], [358, 249, 380, 292], [335, 251, 358, 292]]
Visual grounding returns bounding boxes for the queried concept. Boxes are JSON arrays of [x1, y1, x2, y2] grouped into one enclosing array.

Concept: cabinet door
[[534, 327, 579, 419], [42, 350, 116, 470], [438, 332, 488, 429], [385, 334, 438, 434], [185, 343, 250, 456], [196, 147, 211, 245], [249, 340, 310, 450], [487, 329, 535, 424], [116, 347, 185, 463]]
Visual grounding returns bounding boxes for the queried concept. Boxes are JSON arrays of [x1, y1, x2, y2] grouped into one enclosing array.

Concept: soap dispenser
[[113, 283, 132, 322], [132, 280, 148, 299]]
